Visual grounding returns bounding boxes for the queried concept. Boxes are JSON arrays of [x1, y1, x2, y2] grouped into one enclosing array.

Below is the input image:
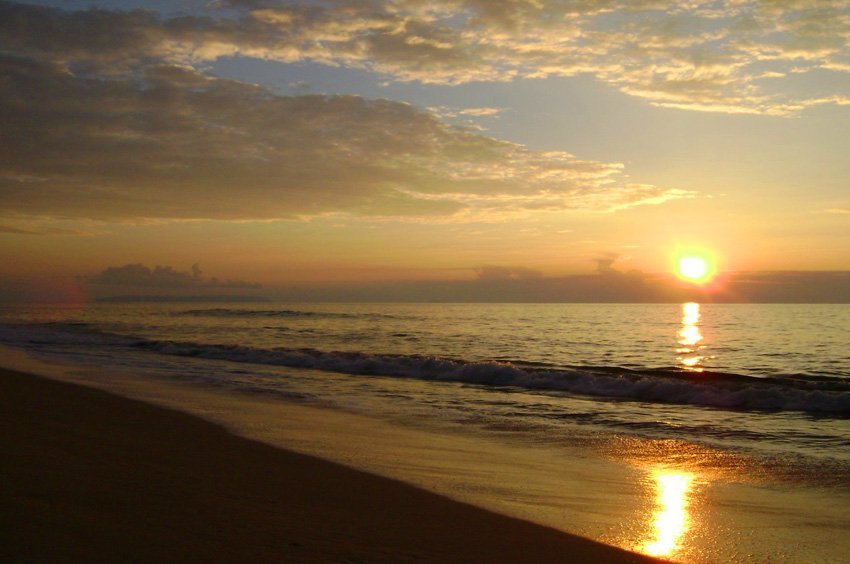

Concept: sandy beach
[[0, 366, 658, 563]]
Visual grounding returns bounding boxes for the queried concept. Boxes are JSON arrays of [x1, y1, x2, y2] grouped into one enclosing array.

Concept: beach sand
[[0, 367, 658, 563]]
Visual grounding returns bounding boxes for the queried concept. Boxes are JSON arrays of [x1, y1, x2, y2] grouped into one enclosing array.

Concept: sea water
[[2, 302, 849, 562]]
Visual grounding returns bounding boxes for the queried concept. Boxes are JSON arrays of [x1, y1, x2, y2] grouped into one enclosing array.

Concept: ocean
[[2, 302, 849, 562]]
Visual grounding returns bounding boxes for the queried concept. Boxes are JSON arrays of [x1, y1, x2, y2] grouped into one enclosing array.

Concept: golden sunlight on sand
[[642, 470, 695, 558]]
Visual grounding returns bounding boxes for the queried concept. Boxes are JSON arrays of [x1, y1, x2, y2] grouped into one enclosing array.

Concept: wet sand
[[0, 367, 658, 562]]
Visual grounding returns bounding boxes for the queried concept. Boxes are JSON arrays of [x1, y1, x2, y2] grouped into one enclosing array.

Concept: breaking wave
[[2, 322, 848, 416], [135, 339, 850, 416]]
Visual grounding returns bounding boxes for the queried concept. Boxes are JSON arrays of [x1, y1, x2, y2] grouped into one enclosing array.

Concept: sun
[[673, 250, 717, 284], [678, 257, 708, 281]]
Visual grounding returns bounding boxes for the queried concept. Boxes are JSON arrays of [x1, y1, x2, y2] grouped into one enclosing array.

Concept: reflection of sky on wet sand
[[677, 302, 704, 371], [642, 469, 695, 558], [605, 440, 712, 560]]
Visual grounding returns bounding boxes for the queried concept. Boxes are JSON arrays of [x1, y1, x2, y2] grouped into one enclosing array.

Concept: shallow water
[[2, 302, 849, 561]]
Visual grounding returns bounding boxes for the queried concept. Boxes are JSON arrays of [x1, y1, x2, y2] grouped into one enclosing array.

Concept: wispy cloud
[[3, 1, 848, 115], [0, 49, 686, 222], [427, 105, 505, 127], [0, 223, 102, 236]]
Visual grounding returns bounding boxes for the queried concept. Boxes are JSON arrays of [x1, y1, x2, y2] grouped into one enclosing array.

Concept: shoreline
[[0, 365, 657, 562]]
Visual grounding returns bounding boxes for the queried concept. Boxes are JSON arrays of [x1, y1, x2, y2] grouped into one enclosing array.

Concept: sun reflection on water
[[677, 302, 704, 371], [643, 470, 695, 558]]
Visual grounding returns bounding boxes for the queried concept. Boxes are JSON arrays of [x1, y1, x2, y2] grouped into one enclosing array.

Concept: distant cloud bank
[[2, 265, 848, 304], [263, 269, 850, 303], [85, 263, 262, 289]]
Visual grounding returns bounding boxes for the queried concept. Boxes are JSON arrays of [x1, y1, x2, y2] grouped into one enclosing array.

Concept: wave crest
[[3, 322, 847, 416], [137, 339, 850, 416]]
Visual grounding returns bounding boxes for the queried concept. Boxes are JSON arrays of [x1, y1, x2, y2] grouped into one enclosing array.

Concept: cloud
[[722, 271, 850, 302], [0, 223, 98, 236], [261, 269, 850, 303], [0, 51, 686, 222], [595, 254, 619, 274], [0, 224, 41, 235], [85, 263, 262, 289], [3, 1, 848, 115], [456, 107, 504, 117], [474, 265, 543, 280], [427, 105, 505, 123]]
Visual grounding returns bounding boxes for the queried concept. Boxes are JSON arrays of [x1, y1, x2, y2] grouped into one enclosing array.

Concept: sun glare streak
[[677, 302, 704, 371], [643, 470, 695, 558], [681, 302, 700, 326]]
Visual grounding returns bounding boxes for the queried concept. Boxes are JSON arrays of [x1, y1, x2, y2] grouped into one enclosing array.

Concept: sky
[[1, 0, 848, 302]]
